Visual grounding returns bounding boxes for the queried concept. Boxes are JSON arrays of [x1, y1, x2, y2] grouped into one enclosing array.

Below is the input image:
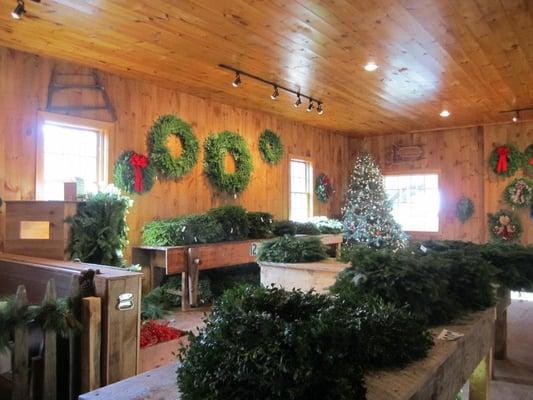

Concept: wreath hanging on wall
[[315, 173, 334, 203], [204, 131, 253, 195], [455, 196, 474, 223], [524, 144, 533, 176], [488, 209, 522, 242], [113, 151, 156, 194], [489, 144, 524, 177], [503, 177, 533, 208], [258, 129, 284, 164], [147, 114, 199, 179]]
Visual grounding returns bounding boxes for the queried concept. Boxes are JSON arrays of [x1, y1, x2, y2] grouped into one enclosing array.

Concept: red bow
[[496, 146, 509, 173], [129, 152, 149, 192]]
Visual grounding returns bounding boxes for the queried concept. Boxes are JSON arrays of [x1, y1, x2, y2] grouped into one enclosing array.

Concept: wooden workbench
[[79, 307, 496, 400]]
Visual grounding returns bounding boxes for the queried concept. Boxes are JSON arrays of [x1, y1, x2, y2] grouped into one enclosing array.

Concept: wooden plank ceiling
[[0, 0, 533, 136]]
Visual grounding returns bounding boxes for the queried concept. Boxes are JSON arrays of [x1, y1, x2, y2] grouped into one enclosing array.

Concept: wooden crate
[[4, 201, 81, 260]]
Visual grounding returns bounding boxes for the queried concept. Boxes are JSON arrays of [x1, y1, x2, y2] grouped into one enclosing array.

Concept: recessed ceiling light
[[364, 62, 378, 72], [440, 109, 450, 118]]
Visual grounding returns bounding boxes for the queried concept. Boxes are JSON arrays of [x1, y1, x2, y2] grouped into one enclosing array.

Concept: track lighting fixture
[[294, 94, 302, 108], [232, 72, 241, 87], [317, 102, 324, 115], [500, 106, 533, 123], [512, 111, 520, 123], [11, 0, 25, 19], [307, 101, 314, 112], [271, 86, 279, 100]]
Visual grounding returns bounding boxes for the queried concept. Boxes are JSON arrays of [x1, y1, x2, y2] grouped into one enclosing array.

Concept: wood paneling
[[1, 0, 533, 135], [0, 47, 351, 256]]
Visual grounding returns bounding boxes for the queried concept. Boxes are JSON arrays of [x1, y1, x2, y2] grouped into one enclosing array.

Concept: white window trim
[[36, 111, 113, 200], [289, 156, 313, 221]]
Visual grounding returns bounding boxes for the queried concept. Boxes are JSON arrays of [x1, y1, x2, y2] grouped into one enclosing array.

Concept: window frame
[[288, 155, 314, 221], [383, 169, 441, 235], [36, 111, 113, 200]]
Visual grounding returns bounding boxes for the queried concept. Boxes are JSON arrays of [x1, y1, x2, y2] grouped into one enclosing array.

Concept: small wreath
[[315, 173, 334, 203], [524, 144, 533, 176], [258, 129, 284, 164], [204, 131, 253, 195], [489, 144, 524, 177], [488, 209, 522, 242], [147, 114, 199, 179], [113, 151, 156, 194], [503, 177, 533, 208], [456, 196, 474, 223]]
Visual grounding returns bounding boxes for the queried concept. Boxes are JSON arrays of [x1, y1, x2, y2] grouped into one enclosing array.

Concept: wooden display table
[[132, 234, 343, 310], [79, 307, 496, 400]]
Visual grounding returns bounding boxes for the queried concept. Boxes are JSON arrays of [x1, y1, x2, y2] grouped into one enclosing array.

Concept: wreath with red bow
[[489, 144, 524, 177], [525, 144, 533, 176], [315, 173, 334, 203], [488, 209, 522, 243], [113, 150, 156, 194]]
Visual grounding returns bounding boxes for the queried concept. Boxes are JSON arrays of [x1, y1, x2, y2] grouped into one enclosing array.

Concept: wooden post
[[187, 248, 200, 308], [80, 297, 102, 393], [69, 277, 81, 400], [181, 271, 190, 311], [12, 285, 29, 400], [469, 353, 491, 400], [42, 280, 57, 400], [494, 287, 510, 360]]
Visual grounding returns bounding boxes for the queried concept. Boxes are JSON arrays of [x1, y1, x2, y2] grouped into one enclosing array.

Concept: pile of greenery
[[207, 205, 249, 241], [67, 189, 132, 266], [272, 220, 297, 236], [295, 222, 321, 235], [178, 286, 431, 400], [246, 211, 274, 239], [258, 236, 328, 263], [308, 216, 344, 234]]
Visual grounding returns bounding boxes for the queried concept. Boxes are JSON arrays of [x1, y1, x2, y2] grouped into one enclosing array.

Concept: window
[[384, 173, 440, 232], [289, 158, 313, 221], [38, 115, 108, 200]]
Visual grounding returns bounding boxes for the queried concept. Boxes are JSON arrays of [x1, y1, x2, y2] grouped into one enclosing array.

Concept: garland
[[147, 115, 199, 179], [113, 151, 156, 194], [315, 173, 334, 203], [503, 177, 533, 208], [204, 131, 253, 195], [525, 144, 533, 175], [489, 144, 524, 177], [488, 209, 522, 242], [258, 129, 284, 164], [455, 196, 474, 223]]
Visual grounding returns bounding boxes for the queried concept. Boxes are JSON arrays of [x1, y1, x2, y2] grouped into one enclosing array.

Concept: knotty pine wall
[[352, 124, 533, 245], [0, 47, 351, 258]]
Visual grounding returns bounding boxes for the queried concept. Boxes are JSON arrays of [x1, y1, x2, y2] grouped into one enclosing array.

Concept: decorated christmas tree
[[342, 152, 407, 249]]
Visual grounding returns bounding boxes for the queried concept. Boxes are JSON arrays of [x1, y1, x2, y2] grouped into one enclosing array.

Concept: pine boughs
[[147, 114, 199, 179], [258, 129, 284, 164], [142, 215, 225, 246], [207, 205, 250, 241], [247, 211, 274, 239], [204, 131, 253, 195], [489, 144, 524, 177], [113, 150, 156, 194], [488, 209, 522, 242], [257, 236, 328, 263], [503, 177, 533, 208], [456, 196, 475, 223], [342, 152, 407, 249]]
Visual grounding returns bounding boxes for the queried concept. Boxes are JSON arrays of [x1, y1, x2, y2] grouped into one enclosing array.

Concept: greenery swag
[[455, 196, 475, 223], [257, 236, 328, 263], [315, 173, 334, 203], [246, 211, 274, 239], [113, 150, 156, 194], [147, 114, 199, 179], [503, 177, 533, 208], [204, 131, 253, 195], [489, 144, 524, 177], [524, 144, 533, 175], [488, 209, 522, 242], [258, 129, 284, 164]]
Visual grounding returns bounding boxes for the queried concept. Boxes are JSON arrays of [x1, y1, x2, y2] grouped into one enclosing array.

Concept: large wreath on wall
[[455, 196, 475, 223], [503, 177, 533, 208], [147, 114, 199, 179], [113, 151, 156, 194], [488, 209, 522, 242], [489, 144, 524, 177], [524, 144, 533, 176], [315, 173, 334, 203], [204, 131, 253, 195], [258, 129, 284, 164]]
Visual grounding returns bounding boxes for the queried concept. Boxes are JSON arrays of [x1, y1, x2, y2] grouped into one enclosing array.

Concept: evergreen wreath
[[489, 144, 524, 177], [503, 177, 533, 208], [315, 173, 334, 203], [488, 209, 522, 242], [113, 150, 156, 194], [147, 114, 199, 179], [258, 129, 284, 164], [524, 144, 533, 175], [456, 196, 475, 223], [204, 131, 253, 195]]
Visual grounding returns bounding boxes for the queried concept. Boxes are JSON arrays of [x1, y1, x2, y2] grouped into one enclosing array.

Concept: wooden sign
[[391, 144, 425, 163]]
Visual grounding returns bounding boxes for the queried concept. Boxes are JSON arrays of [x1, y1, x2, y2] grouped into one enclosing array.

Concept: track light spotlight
[[232, 72, 241, 87], [271, 86, 279, 100], [294, 94, 302, 108], [512, 111, 520, 123], [317, 102, 324, 115], [11, 1, 25, 19], [307, 101, 314, 112]]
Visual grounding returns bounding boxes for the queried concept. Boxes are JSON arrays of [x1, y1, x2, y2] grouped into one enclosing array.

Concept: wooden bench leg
[[469, 353, 491, 400], [181, 271, 190, 311], [187, 248, 200, 308], [494, 308, 507, 360]]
